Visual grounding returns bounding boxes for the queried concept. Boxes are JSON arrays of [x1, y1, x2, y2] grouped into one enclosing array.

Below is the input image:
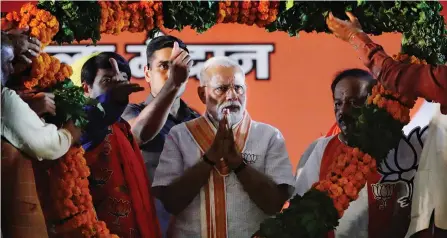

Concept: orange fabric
[[326, 123, 341, 137], [84, 122, 160, 238], [319, 135, 400, 238], [185, 113, 251, 238], [319, 136, 342, 238], [1, 139, 49, 238]]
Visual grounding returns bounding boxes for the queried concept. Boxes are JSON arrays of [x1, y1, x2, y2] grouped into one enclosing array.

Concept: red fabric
[[350, 32, 447, 112], [319, 136, 399, 238], [320, 137, 342, 238], [326, 123, 341, 137], [84, 121, 161, 238]]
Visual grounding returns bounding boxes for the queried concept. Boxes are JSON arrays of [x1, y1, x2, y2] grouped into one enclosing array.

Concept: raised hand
[[326, 12, 363, 42], [7, 27, 41, 65], [107, 58, 144, 103], [168, 41, 193, 87]]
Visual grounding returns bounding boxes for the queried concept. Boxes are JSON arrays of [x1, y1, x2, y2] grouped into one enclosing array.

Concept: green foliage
[[44, 79, 99, 129], [162, 0, 218, 33], [37, 0, 101, 44], [266, 1, 447, 65], [347, 104, 404, 163], [256, 189, 339, 238]]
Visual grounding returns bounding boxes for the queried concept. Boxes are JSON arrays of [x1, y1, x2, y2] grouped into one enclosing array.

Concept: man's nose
[[226, 87, 238, 100], [340, 102, 351, 115]]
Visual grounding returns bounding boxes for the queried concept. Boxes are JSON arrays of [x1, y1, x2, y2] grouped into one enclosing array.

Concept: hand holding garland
[[327, 11, 447, 114]]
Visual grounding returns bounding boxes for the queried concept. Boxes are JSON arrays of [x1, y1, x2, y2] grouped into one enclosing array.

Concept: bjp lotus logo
[[108, 198, 132, 225], [89, 168, 113, 187], [377, 127, 426, 208], [371, 183, 395, 210]]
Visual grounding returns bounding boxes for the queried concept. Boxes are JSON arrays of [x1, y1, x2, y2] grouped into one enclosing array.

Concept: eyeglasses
[[204, 84, 246, 96]]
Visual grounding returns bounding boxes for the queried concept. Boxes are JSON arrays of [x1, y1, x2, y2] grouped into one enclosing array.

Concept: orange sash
[[185, 112, 251, 238]]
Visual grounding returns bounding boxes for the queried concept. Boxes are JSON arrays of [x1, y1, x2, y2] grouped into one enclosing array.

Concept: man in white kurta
[[152, 56, 294, 238], [294, 69, 427, 238]]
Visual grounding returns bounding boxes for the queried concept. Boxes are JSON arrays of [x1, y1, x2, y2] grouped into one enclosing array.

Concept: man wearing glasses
[[152, 56, 295, 238]]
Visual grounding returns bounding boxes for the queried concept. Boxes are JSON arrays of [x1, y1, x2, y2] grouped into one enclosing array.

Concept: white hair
[[198, 56, 245, 86]]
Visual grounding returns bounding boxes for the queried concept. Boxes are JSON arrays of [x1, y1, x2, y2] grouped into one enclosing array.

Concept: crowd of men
[[1, 12, 446, 238]]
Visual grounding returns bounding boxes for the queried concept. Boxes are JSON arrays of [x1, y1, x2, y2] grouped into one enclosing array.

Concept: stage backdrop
[[2, 1, 446, 170]]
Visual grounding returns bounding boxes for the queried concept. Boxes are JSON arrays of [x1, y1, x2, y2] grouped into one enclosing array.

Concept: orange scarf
[[185, 112, 252, 238]]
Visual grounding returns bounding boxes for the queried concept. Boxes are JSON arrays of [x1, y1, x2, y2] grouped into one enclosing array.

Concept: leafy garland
[[2, 1, 446, 238]]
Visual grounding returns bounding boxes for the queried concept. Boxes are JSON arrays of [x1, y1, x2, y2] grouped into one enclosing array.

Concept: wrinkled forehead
[[206, 66, 245, 86]]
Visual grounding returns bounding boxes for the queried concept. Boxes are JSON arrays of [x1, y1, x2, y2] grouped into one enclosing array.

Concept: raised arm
[[128, 42, 192, 144], [326, 12, 447, 114]]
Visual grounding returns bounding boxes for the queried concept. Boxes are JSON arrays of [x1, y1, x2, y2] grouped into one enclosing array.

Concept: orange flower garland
[[24, 52, 73, 89], [367, 84, 411, 124], [1, 3, 59, 47], [49, 147, 118, 238], [313, 145, 377, 218], [3, 3, 117, 237], [99, 1, 163, 35], [392, 53, 428, 65], [217, 0, 280, 27]]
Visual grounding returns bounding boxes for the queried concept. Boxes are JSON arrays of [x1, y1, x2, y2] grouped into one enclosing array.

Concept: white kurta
[[153, 120, 295, 238], [294, 129, 427, 238], [406, 104, 447, 237], [1, 88, 72, 160]]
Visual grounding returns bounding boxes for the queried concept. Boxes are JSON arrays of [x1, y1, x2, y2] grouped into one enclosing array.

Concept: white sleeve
[[1, 88, 72, 160], [152, 128, 184, 188], [264, 128, 295, 195]]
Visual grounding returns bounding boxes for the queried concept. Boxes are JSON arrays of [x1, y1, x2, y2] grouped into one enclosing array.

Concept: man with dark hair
[[80, 52, 161, 238], [294, 69, 427, 238], [327, 12, 447, 238], [122, 35, 197, 237]]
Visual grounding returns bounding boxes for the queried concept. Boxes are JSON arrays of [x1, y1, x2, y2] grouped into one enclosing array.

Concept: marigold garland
[[24, 52, 73, 89], [1, 3, 58, 47], [2, 3, 117, 237], [49, 147, 117, 237], [99, 1, 163, 35], [217, 0, 280, 27], [367, 84, 411, 124], [313, 146, 377, 218]]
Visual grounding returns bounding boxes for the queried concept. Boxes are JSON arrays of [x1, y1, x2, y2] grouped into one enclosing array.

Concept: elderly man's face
[[199, 66, 246, 126], [333, 77, 372, 136], [1, 44, 14, 86]]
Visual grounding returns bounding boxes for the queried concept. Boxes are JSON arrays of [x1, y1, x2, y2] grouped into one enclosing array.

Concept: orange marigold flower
[[329, 184, 343, 197]]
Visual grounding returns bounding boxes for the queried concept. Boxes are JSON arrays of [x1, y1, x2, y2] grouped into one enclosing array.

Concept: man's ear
[[197, 86, 206, 104], [82, 82, 90, 95], [144, 65, 151, 84]]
